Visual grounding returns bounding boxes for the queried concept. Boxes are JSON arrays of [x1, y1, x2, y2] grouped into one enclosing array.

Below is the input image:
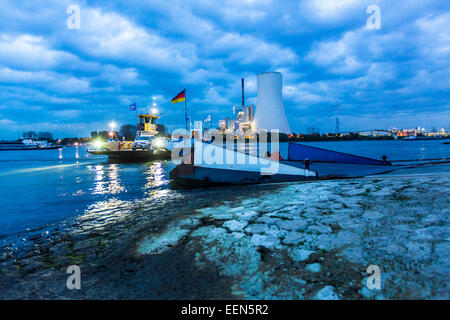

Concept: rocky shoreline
[[1, 172, 449, 299]]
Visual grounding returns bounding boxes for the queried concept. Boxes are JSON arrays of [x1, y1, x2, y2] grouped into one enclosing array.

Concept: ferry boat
[[87, 111, 171, 161]]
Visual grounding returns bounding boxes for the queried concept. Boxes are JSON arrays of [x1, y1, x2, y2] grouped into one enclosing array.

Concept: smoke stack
[[241, 78, 245, 108], [253, 72, 291, 134]]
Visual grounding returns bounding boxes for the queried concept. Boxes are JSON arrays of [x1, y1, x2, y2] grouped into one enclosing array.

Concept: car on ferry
[[132, 135, 152, 150]]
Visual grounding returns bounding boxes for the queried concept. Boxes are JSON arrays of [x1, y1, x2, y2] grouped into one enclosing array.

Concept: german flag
[[171, 89, 186, 103]]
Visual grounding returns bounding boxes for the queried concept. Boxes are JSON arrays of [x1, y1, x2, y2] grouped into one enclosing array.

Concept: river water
[[0, 139, 449, 250]]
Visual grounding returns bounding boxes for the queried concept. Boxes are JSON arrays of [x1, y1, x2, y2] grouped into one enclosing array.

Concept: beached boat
[[169, 142, 402, 188]]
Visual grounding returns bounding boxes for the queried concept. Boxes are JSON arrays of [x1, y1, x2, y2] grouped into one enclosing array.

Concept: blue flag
[[129, 103, 136, 111]]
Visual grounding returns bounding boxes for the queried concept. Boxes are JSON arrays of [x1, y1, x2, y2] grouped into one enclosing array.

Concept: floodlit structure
[[253, 72, 291, 134]]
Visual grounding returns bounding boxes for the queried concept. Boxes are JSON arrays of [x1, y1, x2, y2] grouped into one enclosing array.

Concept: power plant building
[[219, 71, 291, 135], [253, 72, 291, 134]]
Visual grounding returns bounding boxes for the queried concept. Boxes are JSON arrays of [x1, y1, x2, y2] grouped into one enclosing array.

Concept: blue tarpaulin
[[288, 143, 390, 165]]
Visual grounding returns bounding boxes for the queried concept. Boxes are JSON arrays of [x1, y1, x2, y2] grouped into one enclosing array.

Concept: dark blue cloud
[[0, 0, 449, 139]]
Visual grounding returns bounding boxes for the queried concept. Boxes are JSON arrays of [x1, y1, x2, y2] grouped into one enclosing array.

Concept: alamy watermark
[[66, 265, 81, 289], [170, 123, 284, 175], [366, 5, 381, 30], [366, 264, 381, 290], [66, 4, 81, 30]]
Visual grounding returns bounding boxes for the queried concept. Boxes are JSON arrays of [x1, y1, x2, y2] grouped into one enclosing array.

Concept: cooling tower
[[253, 72, 291, 134]]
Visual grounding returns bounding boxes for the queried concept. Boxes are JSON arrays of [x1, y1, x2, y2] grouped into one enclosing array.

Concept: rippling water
[[0, 139, 449, 249], [0, 146, 177, 244]]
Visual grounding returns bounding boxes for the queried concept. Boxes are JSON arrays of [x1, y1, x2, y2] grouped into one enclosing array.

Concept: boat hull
[[0, 145, 62, 151], [87, 149, 171, 162], [281, 161, 400, 178], [169, 164, 318, 189]]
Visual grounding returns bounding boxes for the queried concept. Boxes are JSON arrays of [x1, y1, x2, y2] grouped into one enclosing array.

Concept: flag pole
[[184, 89, 188, 132]]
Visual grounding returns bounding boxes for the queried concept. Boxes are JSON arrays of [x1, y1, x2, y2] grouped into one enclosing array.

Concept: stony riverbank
[[138, 173, 450, 299], [1, 172, 449, 299]]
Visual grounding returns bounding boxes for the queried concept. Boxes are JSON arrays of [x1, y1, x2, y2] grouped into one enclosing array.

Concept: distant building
[[23, 131, 38, 139], [38, 132, 53, 141], [358, 130, 391, 137], [253, 72, 291, 134]]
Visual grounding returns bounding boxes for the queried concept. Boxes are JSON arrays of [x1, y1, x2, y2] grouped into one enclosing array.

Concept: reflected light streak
[[90, 164, 125, 195]]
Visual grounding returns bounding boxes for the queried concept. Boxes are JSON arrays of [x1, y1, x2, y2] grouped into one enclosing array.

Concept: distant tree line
[[22, 131, 54, 141]]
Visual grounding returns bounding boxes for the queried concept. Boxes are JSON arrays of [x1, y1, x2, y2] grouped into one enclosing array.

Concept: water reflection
[[90, 164, 125, 195], [75, 197, 132, 231], [74, 162, 173, 233], [143, 162, 172, 198]]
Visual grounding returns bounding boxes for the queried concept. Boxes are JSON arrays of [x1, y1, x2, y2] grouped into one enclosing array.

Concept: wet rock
[[231, 232, 245, 240], [434, 242, 450, 266], [245, 223, 269, 235], [191, 227, 227, 243], [282, 232, 307, 245], [422, 214, 446, 226], [73, 240, 95, 252], [337, 220, 364, 232], [234, 210, 259, 221], [171, 218, 200, 228], [200, 207, 234, 220], [22, 259, 45, 273], [346, 189, 365, 196], [363, 211, 385, 220], [313, 234, 336, 251], [223, 220, 248, 232], [289, 249, 315, 262], [359, 286, 379, 299], [49, 243, 70, 256], [250, 234, 280, 248], [392, 224, 410, 233], [372, 190, 391, 197], [306, 263, 322, 273], [335, 230, 360, 246], [340, 246, 367, 264], [308, 225, 332, 234], [404, 242, 432, 261], [314, 286, 339, 300], [138, 228, 190, 255], [256, 216, 280, 225], [276, 219, 308, 231], [411, 226, 449, 241]]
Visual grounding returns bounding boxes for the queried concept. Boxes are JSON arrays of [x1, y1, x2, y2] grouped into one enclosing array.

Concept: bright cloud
[[0, 0, 448, 138]]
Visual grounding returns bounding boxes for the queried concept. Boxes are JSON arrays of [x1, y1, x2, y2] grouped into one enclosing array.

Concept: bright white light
[[93, 140, 103, 149], [153, 138, 164, 148], [109, 121, 116, 130], [151, 108, 158, 114], [152, 102, 157, 106]]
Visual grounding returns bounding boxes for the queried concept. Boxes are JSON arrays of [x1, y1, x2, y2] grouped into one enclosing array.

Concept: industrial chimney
[[253, 72, 291, 134], [241, 78, 245, 108]]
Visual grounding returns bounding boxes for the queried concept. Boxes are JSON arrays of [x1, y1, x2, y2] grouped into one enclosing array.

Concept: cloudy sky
[[0, 0, 449, 139]]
